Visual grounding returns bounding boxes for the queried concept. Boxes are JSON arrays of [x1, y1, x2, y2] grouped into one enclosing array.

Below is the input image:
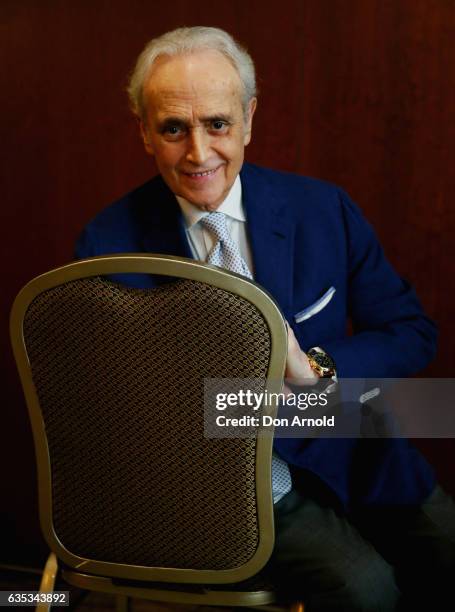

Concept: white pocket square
[[294, 286, 336, 323]]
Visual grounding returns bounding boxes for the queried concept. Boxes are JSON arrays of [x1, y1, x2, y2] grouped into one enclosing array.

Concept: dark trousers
[[269, 478, 455, 611]]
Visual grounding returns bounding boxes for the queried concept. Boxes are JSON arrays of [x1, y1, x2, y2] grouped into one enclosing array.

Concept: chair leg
[[36, 552, 58, 612], [116, 595, 130, 612]]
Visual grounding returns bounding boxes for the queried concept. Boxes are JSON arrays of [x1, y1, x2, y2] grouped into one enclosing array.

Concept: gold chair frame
[[10, 254, 302, 611]]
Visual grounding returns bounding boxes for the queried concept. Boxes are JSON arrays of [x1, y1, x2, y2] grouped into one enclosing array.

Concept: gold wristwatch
[[307, 346, 337, 379]]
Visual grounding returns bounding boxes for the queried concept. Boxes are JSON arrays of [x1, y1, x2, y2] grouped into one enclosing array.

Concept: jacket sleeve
[[322, 189, 437, 378]]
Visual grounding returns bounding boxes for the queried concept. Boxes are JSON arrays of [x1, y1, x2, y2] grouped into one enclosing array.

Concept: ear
[[243, 97, 257, 146], [140, 120, 154, 156]]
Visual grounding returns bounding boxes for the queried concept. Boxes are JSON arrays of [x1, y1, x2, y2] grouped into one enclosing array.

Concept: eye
[[161, 123, 186, 140], [210, 120, 229, 133]]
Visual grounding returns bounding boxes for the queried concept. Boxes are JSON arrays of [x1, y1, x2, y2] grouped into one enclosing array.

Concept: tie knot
[[200, 212, 230, 242]]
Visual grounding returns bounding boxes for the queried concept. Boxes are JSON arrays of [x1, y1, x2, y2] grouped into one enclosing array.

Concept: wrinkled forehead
[[143, 50, 244, 111]]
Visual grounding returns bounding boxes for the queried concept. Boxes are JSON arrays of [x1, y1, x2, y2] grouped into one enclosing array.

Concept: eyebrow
[[157, 113, 234, 128], [200, 113, 233, 123]]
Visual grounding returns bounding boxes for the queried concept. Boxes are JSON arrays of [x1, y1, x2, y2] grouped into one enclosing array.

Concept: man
[[76, 27, 455, 610]]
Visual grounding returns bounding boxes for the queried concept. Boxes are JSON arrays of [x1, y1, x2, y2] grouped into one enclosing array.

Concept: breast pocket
[[294, 286, 336, 324]]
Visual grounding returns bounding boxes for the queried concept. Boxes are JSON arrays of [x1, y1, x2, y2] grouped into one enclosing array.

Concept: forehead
[[143, 50, 244, 119]]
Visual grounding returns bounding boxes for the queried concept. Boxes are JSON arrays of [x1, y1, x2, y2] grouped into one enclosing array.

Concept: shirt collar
[[176, 175, 244, 230]]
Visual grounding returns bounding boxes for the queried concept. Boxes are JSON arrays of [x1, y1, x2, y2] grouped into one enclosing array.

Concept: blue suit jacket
[[76, 163, 438, 508]]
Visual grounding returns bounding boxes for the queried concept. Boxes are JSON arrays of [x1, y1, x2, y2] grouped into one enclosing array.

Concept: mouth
[[181, 165, 221, 180]]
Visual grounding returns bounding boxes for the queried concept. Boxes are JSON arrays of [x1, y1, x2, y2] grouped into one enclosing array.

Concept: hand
[[284, 322, 319, 388]]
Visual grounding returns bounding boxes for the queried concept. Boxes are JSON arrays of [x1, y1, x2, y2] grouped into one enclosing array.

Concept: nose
[[185, 128, 210, 166]]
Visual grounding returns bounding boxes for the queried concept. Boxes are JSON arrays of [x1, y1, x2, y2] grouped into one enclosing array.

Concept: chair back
[[10, 254, 287, 584]]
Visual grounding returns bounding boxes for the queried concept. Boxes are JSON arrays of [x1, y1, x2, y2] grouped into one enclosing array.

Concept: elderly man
[[76, 26, 455, 611]]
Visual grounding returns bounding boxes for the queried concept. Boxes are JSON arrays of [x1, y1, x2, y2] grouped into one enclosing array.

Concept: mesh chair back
[[11, 256, 287, 583]]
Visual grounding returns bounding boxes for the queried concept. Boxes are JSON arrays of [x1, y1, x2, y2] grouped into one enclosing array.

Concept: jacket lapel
[[135, 176, 193, 286], [140, 176, 193, 260], [241, 165, 295, 317]]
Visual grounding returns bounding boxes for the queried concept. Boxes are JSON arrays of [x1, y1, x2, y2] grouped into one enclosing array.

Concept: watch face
[[308, 349, 336, 375], [313, 353, 335, 370]]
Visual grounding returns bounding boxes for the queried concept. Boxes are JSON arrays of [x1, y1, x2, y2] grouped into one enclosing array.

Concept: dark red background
[[1, 0, 454, 566]]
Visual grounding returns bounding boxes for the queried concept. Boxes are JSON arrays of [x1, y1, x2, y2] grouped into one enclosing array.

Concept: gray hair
[[127, 26, 257, 121]]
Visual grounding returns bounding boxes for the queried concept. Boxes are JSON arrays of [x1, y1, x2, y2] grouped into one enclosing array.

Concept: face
[[140, 50, 256, 211]]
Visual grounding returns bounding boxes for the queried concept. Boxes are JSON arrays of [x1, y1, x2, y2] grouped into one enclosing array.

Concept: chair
[[10, 254, 303, 612]]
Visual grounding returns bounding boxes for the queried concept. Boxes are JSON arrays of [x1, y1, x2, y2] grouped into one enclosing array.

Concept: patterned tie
[[201, 211, 292, 503], [200, 212, 252, 279]]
